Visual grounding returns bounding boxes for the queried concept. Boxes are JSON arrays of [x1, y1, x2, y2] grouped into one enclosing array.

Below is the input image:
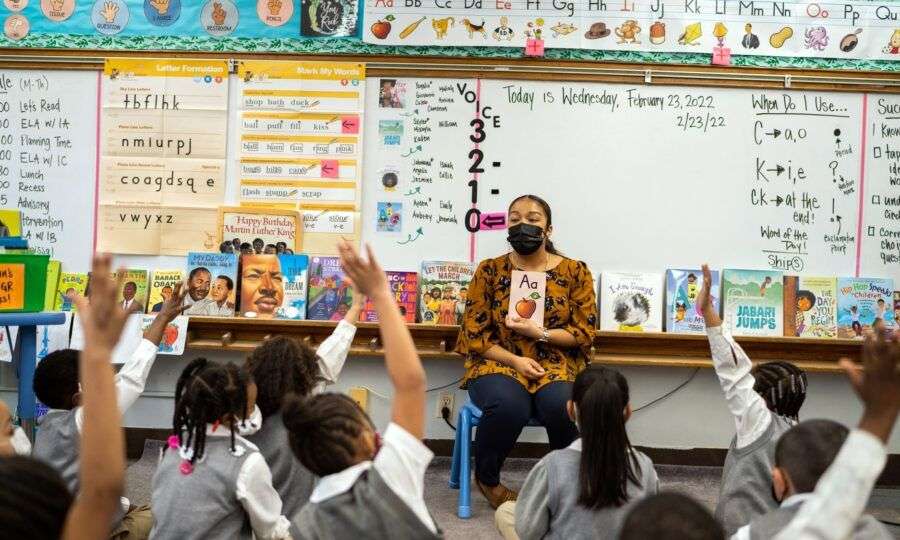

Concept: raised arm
[[697, 264, 772, 448], [63, 255, 133, 540], [338, 241, 426, 439], [314, 285, 362, 388], [773, 331, 899, 540]]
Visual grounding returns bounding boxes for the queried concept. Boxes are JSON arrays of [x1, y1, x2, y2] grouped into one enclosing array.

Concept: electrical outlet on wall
[[349, 387, 368, 413], [435, 391, 455, 419]]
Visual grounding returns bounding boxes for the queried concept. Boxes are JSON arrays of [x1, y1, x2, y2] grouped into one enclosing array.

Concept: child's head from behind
[[620, 492, 724, 540], [33, 349, 80, 410], [569, 365, 638, 509], [0, 455, 73, 540], [772, 419, 848, 501], [173, 358, 253, 463], [245, 336, 320, 418], [283, 392, 375, 477], [751, 361, 807, 420]]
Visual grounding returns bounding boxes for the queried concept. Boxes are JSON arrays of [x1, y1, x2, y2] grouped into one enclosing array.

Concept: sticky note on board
[[320, 159, 339, 179], [341, 116, 359, 134], [525, 38, 545, 57], [0, 264, 25, 310]]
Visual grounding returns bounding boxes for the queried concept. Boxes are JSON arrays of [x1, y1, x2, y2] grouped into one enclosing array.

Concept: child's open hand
[[158, 282, 188, 323], [696, 264, 721, 327], [337, 240, 388, 298], [840, 330, 900, 442], [73, 254, 141, 353]]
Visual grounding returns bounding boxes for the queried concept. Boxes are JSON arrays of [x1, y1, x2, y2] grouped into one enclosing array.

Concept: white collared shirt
[[706, 325, 778, 448], [205, 424, 293, 540], [239, 320, 357, 437], [310, 423, 437, 534], [773, 430, 888, 540], [730, 493, 815, 540]]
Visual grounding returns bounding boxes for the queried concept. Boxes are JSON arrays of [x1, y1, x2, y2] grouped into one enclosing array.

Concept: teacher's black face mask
[[507, 223, 545, 256]]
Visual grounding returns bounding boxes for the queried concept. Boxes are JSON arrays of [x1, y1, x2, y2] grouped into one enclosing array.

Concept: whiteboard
[[362, 77, 899, 286], [0, 69, 98, 272]]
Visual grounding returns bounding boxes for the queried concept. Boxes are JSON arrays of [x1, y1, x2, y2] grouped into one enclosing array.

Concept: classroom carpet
[[126, 440, 900, 539]]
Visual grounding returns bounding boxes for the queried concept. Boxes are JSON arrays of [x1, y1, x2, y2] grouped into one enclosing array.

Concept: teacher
[[455, 194, 598, 508]]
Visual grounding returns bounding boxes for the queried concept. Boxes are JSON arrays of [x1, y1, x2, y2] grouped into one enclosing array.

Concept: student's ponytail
[[574, 365, 641, 509]]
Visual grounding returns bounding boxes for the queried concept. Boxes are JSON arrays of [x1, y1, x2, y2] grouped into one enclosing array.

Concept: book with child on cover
[[722, 269, 783, 336], [836, 277, 894, 339], [184, 253, 238, 317], [54, 272, 89, 311], [600, 272, 663, 332], [665, 268, 719, 334], [783, 276, 837, 338], [361, 271, 417, 323], [418, 261, 475, 325], [307, 256, 353, 321]]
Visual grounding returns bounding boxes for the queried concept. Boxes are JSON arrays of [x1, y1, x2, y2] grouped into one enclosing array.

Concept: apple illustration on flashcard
[[510, 270, 546, 325]]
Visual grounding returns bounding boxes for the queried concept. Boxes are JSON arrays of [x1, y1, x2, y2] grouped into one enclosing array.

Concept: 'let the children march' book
[[836, 277, 894, 338], [419, 261, 475, 325], [665, 268, 719, 334], [784, 276, 837, 338], [600, 272, 663, 332], [722, 269, 783, 336]]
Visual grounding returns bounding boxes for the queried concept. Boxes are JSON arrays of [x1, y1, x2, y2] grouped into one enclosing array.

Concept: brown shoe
[[475, 479, 518, 509]]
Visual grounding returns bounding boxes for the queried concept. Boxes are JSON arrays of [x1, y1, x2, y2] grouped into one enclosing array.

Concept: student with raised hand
[[283, 240, 440, 539], [695, 264, 807, 535], [150, 357, 290, 539], [497, 365, 657, 540], [244, 286, 363, 517], [732, 419, 892, 539], [772, 330, 900, 540], [32, 280, 187, 539]]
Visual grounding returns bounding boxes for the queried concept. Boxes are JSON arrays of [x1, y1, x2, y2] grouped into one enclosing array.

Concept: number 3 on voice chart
[[470, 118, 485, 143]]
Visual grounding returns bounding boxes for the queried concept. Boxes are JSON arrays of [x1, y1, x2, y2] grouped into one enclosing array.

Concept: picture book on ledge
[[600, 272, 663, 332], [784, 276, 837, 338], [184, 253, 238, 318], [147, 270, 184, 314], [276, 254, 310, 320], [836, 277, 894, 339], [665, 268, 719, 334], [54, 273, 89, 312], [722, 269, 783, 337], [307, 256, 353, 321], [419, 261, 475, 325], [361, 271, 417, 323]]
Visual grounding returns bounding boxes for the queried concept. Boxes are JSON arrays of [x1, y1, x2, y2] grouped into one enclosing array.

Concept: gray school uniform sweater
[[515, 444, 658, 540], [716, 413, 793, 536], [32, 409, 80, 494], [291, 468, 443, 540], [246, 412, 316, 518], [748, 501, 893, 540], [150, 438, 255, 540]]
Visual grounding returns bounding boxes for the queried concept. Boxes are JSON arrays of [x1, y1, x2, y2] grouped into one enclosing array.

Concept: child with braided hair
[[695, 265, 808, 536], [283, 241, 440, 540], [243, 286, 362, 518], [149, 358, 290, 540]]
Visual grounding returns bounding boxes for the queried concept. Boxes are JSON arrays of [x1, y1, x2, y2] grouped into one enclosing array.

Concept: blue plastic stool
[[448, 401, 541, 519]]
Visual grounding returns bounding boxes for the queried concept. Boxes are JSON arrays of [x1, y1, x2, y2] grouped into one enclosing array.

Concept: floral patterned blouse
[[455, 254, 598, 393]]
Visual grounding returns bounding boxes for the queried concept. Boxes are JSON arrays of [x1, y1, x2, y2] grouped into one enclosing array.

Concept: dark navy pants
[[467, 374, 578, 486]]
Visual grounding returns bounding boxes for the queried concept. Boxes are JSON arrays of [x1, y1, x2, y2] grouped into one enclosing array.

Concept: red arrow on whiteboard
[[320, 159, 339, 178]]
